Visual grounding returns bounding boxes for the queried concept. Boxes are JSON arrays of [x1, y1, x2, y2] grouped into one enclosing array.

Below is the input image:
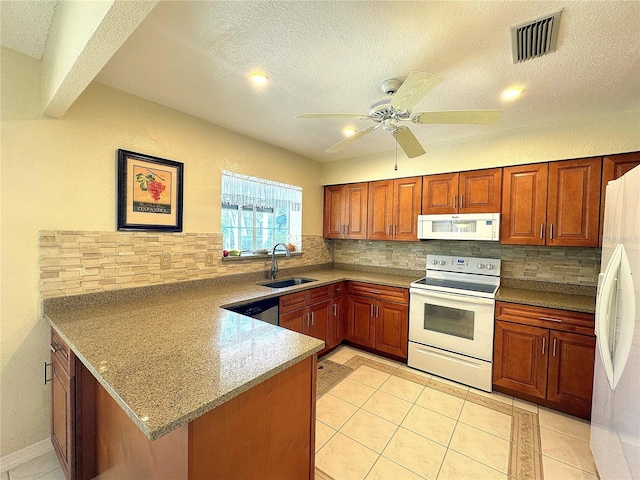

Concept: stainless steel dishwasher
[[226, 297, 279, 326]]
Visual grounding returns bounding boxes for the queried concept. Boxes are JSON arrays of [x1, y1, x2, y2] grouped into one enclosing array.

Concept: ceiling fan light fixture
[[502, 87, 524, 101], [249, 72, 268, 85]]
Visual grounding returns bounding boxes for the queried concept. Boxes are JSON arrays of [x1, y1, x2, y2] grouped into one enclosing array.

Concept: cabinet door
[[323, 185, 345, 239], [600, 152, 640, 245], [327, 294, 346, 350], [547, 331, 595, 418], [367, 180, 394, 240], [493, 321, 548, 399], [310, 300, 331, 352], [280, 309, 307, 335], [51, 354, 74, 480], [500, 163, 548, 245], [374, 301, 409, 359], [393, 177, 422, 241], [347, 296, 375, 348], [547, 157, 601, 247], [459, 168, 502, 213], [422, 173, 458, 214], [344, 183, 368, 239]]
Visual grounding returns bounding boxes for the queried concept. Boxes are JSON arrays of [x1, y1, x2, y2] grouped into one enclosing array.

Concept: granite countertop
[[496, 279, 597, 314], [45, 267, 419, 441]]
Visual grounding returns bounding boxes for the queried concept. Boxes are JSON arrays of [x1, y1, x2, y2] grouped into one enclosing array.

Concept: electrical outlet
[[160, 253, 171, 270], [205, 253, 214, 266]]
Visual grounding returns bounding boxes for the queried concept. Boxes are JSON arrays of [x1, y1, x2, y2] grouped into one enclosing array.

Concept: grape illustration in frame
[[117, 150, 184, 231]]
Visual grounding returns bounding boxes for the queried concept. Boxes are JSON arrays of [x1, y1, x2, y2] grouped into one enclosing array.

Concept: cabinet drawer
[[330, 282, 345, 297], [51, 330, 75, 377], [308, 285, 331, 305], [279, 291, 308, 314], [348, 282, 409, 304], [495, 302, 595, 336]]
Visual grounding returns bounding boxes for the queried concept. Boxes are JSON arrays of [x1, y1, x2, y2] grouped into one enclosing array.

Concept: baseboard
[[0, 438, 53, 473]]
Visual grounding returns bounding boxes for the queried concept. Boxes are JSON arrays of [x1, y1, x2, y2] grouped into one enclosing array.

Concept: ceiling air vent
[[511, 9, 562, 63]]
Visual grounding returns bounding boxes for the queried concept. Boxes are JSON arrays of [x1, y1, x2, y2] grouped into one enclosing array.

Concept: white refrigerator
[[590, 165, 640, 480]]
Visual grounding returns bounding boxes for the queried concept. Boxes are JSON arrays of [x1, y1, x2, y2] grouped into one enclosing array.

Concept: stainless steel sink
[[259, 277, 317, 288]]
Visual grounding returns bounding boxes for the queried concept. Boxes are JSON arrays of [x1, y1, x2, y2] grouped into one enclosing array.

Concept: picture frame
[[117, 149, 184, 232]]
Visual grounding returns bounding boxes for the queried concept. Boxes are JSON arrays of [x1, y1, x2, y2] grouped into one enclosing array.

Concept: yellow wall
[[0, 47, 322, 456], [320, 108, 640, 184]]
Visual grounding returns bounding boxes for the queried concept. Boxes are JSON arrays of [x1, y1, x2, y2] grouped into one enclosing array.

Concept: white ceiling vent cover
[[511, 10, 562, 63]]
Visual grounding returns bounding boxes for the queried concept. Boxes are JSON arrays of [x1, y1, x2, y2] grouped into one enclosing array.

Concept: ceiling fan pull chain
[[394, 135, 398, 171]]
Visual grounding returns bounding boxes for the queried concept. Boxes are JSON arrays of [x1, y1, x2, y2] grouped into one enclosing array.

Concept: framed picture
[[117, 149, 184, 231]]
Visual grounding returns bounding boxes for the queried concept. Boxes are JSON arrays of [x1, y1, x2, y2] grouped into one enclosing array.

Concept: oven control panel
[[426, 254, 501, 276]]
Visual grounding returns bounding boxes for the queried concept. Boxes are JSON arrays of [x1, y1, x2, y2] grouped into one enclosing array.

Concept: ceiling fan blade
[[412, 110, 503, 125], [297, 113, 369, 119], [393, 127, 425, 158], [325, 126, 376, 153], [390, 71, 442, 112]]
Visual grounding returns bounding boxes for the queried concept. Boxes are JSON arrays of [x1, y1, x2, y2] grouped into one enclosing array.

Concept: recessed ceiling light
[[502, 87, 524, 100], [343, 127, 357, 136], [249, 72, 269, 84]]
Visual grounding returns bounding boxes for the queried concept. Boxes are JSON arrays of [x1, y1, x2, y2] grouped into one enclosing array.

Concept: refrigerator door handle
[[596, 243, 636, 389]]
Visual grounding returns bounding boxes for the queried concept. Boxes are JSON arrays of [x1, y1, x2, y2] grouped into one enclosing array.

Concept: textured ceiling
[[3, 1, 640, 162], [0, 0, 56, 60]]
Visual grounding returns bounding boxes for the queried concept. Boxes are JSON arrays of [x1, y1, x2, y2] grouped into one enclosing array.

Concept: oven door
[[409, 287, 495, 361]]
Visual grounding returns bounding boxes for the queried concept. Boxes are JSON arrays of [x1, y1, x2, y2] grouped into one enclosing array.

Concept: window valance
[[221, 171, 302, 210]]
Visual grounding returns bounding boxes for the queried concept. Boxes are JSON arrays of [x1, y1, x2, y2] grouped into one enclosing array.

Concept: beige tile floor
[[5, 345, 599, 480], [317, 345, 600, 480]]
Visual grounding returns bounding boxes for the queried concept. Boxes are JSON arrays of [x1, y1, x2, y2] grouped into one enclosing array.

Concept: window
[[221, 171, 302, 253]]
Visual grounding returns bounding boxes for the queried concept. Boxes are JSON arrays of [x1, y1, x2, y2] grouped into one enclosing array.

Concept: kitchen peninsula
[[44, 267, 417, 479]]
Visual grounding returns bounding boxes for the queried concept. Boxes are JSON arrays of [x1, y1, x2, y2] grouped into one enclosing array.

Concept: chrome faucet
[[270, 243, 291, 279]]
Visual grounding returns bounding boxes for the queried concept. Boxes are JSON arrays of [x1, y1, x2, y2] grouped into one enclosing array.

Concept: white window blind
[[221, 171, 301, 211]]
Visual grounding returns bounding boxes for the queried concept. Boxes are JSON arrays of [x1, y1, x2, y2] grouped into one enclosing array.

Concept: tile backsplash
[[39, 231, 332, 299], [39, 231, 600, 300], [332, 239, 601, 286]]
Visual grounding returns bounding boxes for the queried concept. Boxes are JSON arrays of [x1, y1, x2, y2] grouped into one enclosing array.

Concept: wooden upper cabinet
[[422, 169, 501, 215], [502, 158, 602, 247], [459, 168, 502, 213], [547, 157, 601, 247], [421, 173, 458, 214], [323, 183, 368, 239], [600, 152, 640, 245], [501, 163, 548, 245], [368, 177, 422, 241]]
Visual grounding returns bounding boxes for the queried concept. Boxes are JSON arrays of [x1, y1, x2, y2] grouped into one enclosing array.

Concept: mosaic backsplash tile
[[332, 239, 600, 286], [39, 231, 599, 299], [39, 231, 333, 299]]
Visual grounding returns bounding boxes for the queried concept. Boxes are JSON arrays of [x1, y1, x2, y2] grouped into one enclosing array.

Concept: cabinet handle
[[50, 342, 68, 360], [460, 194, 464, 208], [368, 290, 381, 295], [393, 225, 397, 236], [370, 305, 374, 317], [44, 362, 52, 384], [540, 224, 544, 240], [311, 311, 315, 326], [375, 305, 379, 318], [386, 225, 390, 235], [549, 223, 554, 239], [452, 196, 457, 209], [539, 316, 562, 323], [333, 303, 337, 316], [542, 337, 546, 355], [552, 338, 557, 357]]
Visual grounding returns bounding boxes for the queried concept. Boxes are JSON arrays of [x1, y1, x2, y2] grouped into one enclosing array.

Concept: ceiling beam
[[41, 0, 158, 118]]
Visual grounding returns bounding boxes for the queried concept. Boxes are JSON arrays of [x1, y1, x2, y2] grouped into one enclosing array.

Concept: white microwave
[[417, 213, 500, 241]]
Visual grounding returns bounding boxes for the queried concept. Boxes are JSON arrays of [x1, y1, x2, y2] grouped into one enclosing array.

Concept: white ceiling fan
[[297, 71, 503, 158]]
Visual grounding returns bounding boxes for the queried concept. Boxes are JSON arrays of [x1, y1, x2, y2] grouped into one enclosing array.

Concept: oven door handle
[[410, 288, 495, 306]]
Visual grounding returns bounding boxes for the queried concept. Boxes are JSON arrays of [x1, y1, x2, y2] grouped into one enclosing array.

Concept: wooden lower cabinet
[[279, 285, 332, 354], [52, 327, 317, 479], [493, 302, 596, 419], [346, 283, 409, 360], [326, 283, 346, 350]]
